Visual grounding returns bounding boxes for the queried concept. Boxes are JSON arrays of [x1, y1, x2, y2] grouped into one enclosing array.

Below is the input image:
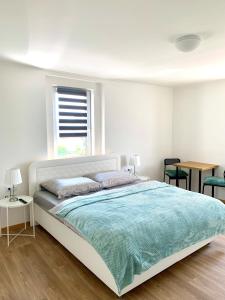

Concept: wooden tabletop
[[174, 161, 218, 171]]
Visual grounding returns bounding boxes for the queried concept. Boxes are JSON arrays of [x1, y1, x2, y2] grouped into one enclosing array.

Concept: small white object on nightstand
[[137, 175, 150, 182], [5, 168, 22, 202], [130, 154, 141, 175], [0, 195, 35, 246]]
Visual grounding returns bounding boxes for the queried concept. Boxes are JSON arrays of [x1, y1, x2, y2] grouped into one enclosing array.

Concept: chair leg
[[169, 178, 170, 185], [212, 185, 215, 197], [202, 184, 205, 194], [186, 178, 187, 190]]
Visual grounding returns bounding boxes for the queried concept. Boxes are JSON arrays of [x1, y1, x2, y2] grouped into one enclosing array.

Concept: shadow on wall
[[120, 155, 128, 168]]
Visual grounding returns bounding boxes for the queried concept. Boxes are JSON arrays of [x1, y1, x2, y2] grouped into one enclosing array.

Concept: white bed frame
[[29, 154, 217, 297]]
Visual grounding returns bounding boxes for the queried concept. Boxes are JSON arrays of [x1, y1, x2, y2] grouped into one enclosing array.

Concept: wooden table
[[174, 161, 218, 194]]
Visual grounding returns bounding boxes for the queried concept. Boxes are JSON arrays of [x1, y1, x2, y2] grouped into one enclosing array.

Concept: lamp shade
[[5, 168, 22, 186], [132, 154, 141, 167]]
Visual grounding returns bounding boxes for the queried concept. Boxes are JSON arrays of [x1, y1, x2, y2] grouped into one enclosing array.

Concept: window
[[54, 86, 92, 157], [46, 76, 103, 158]]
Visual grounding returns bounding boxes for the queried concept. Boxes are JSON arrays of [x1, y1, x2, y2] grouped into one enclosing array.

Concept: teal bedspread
[[51, 181, 225, 292]]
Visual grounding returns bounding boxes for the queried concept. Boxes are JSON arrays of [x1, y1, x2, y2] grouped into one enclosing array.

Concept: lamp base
[[9, 196, 19, 202]]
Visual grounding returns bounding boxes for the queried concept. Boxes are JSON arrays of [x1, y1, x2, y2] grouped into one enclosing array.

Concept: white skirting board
[[34, 204, 216, 297]]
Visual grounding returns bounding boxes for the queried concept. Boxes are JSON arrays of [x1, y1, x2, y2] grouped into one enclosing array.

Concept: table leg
[[31, 202, 35, 237], [176, 167, 179, 187], [6, 207, 9, 247], [212, 168, 215, 197], [24, 206, 26, 230], [189, 169, 192, 191], [30, 202, 34, 227], [198, 170, 202, 193]]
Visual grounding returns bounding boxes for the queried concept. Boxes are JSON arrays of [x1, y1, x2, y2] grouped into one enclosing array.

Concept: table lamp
[[5, 168, 22, 202], [131, 154, 141, 175]]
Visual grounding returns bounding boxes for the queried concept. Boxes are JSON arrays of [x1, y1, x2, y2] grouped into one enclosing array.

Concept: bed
[[29, 154, 225, 296]]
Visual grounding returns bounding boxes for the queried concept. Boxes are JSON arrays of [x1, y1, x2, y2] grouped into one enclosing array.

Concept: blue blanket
[[51, 181, 225, 292]]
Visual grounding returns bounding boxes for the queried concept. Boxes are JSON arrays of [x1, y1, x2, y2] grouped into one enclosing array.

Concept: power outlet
[[122, 165, 134, 175]]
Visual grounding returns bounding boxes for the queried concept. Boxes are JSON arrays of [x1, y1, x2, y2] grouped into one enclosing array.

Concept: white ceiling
[[1, 0, 225, 86]]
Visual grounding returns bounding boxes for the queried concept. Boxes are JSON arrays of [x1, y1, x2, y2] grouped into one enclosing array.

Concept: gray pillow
[[41, 177, 102, 199], [86, 170, 138, 188]]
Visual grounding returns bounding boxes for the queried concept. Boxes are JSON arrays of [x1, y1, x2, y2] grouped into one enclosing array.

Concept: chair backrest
[[163, 158, 181, 181], [164, 158, 180, 166]]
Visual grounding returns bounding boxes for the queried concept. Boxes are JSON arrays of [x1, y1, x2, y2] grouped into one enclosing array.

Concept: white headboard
[[29, 154, 121, 196]]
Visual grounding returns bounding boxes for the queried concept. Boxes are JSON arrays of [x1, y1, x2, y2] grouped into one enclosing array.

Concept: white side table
[[0, 195, 35, 246]]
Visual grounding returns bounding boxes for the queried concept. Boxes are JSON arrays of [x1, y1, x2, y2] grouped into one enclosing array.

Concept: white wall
[[0, 61, 48, 226], [0, 60, 173, 226], [0, 61, 47, 194], [104, 81, 173, 179], [173, 80, 225, 198]]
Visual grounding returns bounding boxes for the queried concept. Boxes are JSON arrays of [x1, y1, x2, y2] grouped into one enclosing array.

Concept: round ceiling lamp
[[175, 34, 201, 52]]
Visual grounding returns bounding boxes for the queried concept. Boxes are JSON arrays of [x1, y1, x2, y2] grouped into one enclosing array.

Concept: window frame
[[46, 75, 103, 159]]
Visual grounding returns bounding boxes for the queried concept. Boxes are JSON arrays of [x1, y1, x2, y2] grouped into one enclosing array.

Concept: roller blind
[[56, 86, 90, 138]]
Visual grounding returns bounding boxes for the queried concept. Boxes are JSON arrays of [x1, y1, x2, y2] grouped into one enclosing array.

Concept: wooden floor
[[0, 226, 225, 300]]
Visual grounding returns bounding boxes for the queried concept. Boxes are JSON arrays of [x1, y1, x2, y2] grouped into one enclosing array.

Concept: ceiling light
[[175, 34, 201, 52]]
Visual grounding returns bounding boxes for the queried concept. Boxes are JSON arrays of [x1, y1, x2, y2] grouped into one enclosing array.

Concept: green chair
[[164, 158, 188, 189], [202, 171, 225, 197]]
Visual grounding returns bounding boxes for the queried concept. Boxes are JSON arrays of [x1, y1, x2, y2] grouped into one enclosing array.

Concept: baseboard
[[1, 222, 31, 232]]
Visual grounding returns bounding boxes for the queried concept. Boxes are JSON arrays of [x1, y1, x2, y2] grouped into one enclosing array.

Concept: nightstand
[[137, 175, 150, 182], [0, 195, 35, 246]]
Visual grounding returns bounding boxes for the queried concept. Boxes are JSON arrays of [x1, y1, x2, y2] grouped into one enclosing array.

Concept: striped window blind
[[56, 86, 90, 138]]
